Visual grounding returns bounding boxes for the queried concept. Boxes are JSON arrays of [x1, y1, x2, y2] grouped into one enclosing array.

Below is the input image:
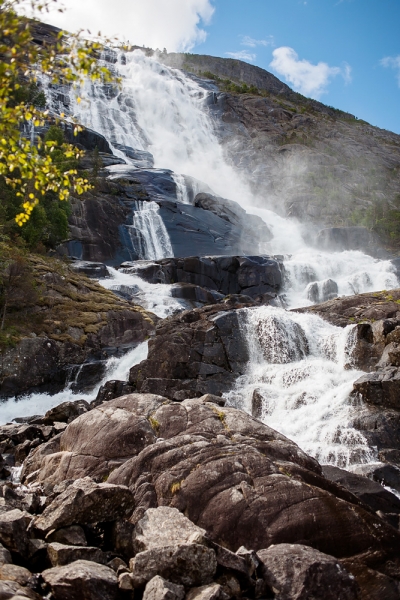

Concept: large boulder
[[257, 543, 359, 600], [121, 255, 282, 300], [129, 544, 217, 588], [129, 304, 253, 400], [22, 394, 166, 485], [353, 368, 400, 409], [42, 560, 119, 600], [133, 507, 207, 552], [0, 509, 32, 558], [24, 396, 400, 562], [33, 478, 135, 535]]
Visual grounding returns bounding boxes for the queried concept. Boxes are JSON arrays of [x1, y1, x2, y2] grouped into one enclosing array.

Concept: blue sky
[[47, 0, 400, 134], [197, 0, 400, 133]]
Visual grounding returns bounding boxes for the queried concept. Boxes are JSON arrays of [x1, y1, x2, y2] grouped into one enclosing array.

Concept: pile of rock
[[0, 393, 399, 599]]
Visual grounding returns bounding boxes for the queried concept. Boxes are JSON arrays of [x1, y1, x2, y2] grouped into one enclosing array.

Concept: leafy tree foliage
[[0, 0, 116, 225]]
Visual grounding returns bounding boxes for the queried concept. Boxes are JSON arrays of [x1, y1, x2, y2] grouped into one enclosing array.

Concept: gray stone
[[129, 543, 217, 588], [33, 478, 135, 534], [134, 507, 207, 553], [47, 542, 106, 567], [0, 579, 41, 598], [186, 583, 228, 600], [143, 575, 185, 600], [0, 510, 32, 558], [118, 571, 136, 591], [46, 525, 87, 547], [42, 560, 119, 600], [257, 544, 359, 600], [0, 542, 12, 564]]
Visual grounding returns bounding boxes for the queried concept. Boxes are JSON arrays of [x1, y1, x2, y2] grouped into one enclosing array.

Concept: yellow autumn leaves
[[0, 0, 120, 226]]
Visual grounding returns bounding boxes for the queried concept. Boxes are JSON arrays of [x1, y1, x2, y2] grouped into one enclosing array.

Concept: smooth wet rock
[[108, 401, 400, 559], [42, 560, 119, 600], [353, 368, 400, 409], [33, 478, 135, 534], [322, 465, 400, 515], [143, 575, 185, 600], [46, 525, 87, 547], [257, 543, 359, 600], [47, 542, 106, 567], [134, 507, 207, 553], [129, 544, 217, 588]]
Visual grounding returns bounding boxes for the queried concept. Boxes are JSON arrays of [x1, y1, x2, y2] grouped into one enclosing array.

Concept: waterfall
[[172, 174, 190, 204], [7, 48, 398, 472], [225, 306, 374, 468], [0, 342, 148, 425], [100, 267, 185, 318], [129, 201, 173, 260]]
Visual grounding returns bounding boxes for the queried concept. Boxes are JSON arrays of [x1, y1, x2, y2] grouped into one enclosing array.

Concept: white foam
[[0, 341, 148, 425], [225, 306, 375, 468]]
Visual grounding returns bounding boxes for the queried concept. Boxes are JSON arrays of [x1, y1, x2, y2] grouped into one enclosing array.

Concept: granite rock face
[[129, 303, 252, 399], [122, 255, 282, 301]]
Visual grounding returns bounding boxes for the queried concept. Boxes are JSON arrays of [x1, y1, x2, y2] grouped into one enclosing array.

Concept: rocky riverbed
[[1, 286, 400, 599]]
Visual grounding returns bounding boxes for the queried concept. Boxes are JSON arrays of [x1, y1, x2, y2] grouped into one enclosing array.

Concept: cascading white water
[[225, 305, 374, 467], [172, 174, 190, 204], [70, 50, 255, 205], [251, 208, 398, 308], [100, 267, 185, 318], [0, 342, 148, 425], [129, 201, 173, 260]]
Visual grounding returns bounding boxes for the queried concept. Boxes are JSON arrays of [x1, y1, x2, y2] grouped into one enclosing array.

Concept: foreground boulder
[[22, 395, 400, 573], [33, 478, 135, 535], [257, 543, 359, 600], [130, 544, 217, 588], [143, 575, 184, 600], [42, 560, 119, 600], [0, 509, 32, 559], [133, 506, 207, 552], [22, 394, 165, 485]]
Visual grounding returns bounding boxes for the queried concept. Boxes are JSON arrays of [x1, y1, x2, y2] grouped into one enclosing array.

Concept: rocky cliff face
[[158, 52, 400, 240], [0, 256, 155, 398]]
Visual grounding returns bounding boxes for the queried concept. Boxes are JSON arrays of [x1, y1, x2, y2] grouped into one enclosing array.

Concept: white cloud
[[270, 47, 351, 98], [381, 55, 400, 86], [225, 50, 256, 62], [240, 35, 274, 48], [42, 0, 214, 52]]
